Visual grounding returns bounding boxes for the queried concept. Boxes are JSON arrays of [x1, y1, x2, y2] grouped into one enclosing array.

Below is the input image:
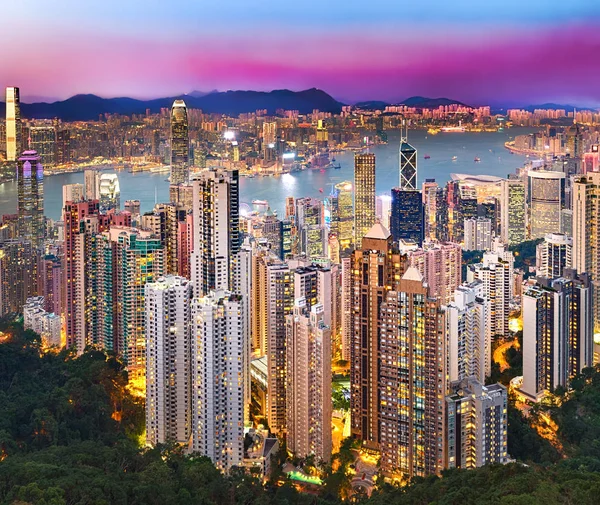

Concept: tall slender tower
[[5, 87, 21, 161], [170, 100, 189, 185], [354, 153, 376, 248], [399, 121, 417, 190], [17, 151, 44, 248], [191, 167, 240, 296]]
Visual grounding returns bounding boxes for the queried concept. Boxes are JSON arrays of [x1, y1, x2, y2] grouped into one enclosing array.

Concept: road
[[493, 337, 519, 371]]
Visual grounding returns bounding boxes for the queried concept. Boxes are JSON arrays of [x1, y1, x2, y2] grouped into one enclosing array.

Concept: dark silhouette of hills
[[354, 96, 468, 110], [0, 88, 344, 121]]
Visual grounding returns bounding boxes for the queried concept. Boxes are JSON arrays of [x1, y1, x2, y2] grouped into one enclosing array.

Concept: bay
[[0, 128, 533, 221]]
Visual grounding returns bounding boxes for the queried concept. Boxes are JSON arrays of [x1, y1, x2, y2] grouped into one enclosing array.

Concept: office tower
[[447, 281, 489, 383], [5, 87, 21, 161], [376, 194, 392, 230], [340, 256, 352, 362], [257, 208, 284, 259], [390, 187, 424, 246], [446, 378, 508, 469], [29, 126, 56, 168], [422, 179, 439, 242], [286, 300, 332, 461], [62, 183, 84, 208], [522, 271, 592, 400], [408, 242, 462, 306], [379, 267, 447, 477], [145, 276, 193, 446], [17, 151, 44, 249], [350, 223, 406, 448], [572, 173, 600, 333], [399, 123, 417, 189], [435, 185, 449, 242], [446, 181, 477, 243], [262, 121, 277, 161], [282, 219, 293, 259], [63, 200, 100, 350], [55, 126, 71, 165], [0, 239, 37, 316], [354, 153, 376, 248], [528, 170, 565, 239], [285, 196, 295, 220], [191, 168, 240, 296], [98, 173, 120, 211], [169, 183, 194, 211], [536, 233, 572, 278], [170, 100, 189, 185], [38, 253, 62, 316], [84, 169, 100, 200], [124, 199, 141, 216], [464, 217, 492, 251], [191, 291, 244, 471], [23, 296, 62, 347], [332, 181, 354, 253], [295, 197, 328, 260]]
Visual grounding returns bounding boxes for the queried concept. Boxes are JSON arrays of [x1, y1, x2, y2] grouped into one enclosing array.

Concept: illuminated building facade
[[191, 291, 244, 471], [98, 173, 121, 211], [332, 181, 354, 253], [422, 179, 439, 242], [286, 300, 332, 461], [379, 267, 447, 477], [29, 126, 56, 168], [17, 151, 44, 249], [499, 178, 526, 246], [390, 187, 424, 246], [145, 275, 193, 446], [5, 86, 21, 161], [170, 100, 190, 185], [354, 153, 376, 248], [536, 233, 572, 278], [0, 239, 38, 316], [528, 170, 565, 240]]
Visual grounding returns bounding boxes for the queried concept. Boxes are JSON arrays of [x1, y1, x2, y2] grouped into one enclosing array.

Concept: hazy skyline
[[1, 0, 599, 106]]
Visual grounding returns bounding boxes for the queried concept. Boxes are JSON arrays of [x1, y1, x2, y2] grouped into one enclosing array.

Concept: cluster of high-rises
[[5, 84, 600, 485]]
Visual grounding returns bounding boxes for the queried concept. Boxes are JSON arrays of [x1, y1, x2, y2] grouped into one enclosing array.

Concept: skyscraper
[[0, 239, 38, 316], [528, 170, 565, 240], [286, 299, 332, 461], [522, 271, 593, 400], [463, 217, 492, 251], [379, 267, 447, 477], [17, 151, 44, 249], [399, 122, 417, 189], [98, 173, 121, 211], [390, 187, 424, 246], [170, 100, 189, 185], [350, 223, 406, 448], [354, 153, 376, 248], [29, 126, 56, 168], [422, 179, 439, 242], [84, 169, 99, 200], [536, 233, 572, 278], [191, 168, 240, 296], [145, 276, 193, 446], [499, 178, 526, 246], [5, 87, 21, 162], [191, 291, 244, 471]]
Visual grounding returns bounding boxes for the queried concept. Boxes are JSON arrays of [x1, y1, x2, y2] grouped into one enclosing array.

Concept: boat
[[442, 126, 466, 133], [452, 156, 458, 161], [333, 163, 341, 169], [474, 157, 481, 162], [427, 128, 440, 135], [424, 155, 431, 160], [319, 188, 324, 193]]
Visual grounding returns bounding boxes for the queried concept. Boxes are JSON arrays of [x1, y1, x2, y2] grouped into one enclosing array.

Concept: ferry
[[474, 157, 481, 162], [442, 125, 466, 133], [452, 156, 458, 161]]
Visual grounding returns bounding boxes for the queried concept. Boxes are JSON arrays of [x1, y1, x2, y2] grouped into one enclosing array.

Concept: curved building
[[170, 100, 189, 185]]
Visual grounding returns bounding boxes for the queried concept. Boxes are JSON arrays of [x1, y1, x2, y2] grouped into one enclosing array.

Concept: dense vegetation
[[4, 319, 600, 504], [510, 238, 543, 274]]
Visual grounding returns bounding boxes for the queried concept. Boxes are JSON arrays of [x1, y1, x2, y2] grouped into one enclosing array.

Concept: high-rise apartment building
[[191, 291, 244, 471], [499, 178, 526, 246], [407, 242, 462, 306], [464, 217, 492, 252], [350, 223, 406, 448], [191, 168, 240, 296], [446, 281, 489, 383], [145, 276, 193, 446], [379, 267, 447, 477], [29, 126, 56, 168], [62, 183, 84, 208], [340, 256, 352, 361], [17, 151, 44, 249], [522, 271, 592, 400], [23, 296, 62, 347], [528, 170, 565, 240], [0, 239, 38, 316], [446, 378, 508, 469], [5, 87, 21, 161], [170, 100, 189, 185], [536, 233, 572, 278], [286, 300, 332, 461], [354, 153, 376, 248]]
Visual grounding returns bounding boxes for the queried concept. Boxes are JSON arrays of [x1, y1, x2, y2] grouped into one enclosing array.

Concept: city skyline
[[1, 1, 599, 106]]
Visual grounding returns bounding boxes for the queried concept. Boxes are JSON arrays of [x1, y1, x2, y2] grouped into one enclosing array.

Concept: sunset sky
[[1, 0, 599, 106]]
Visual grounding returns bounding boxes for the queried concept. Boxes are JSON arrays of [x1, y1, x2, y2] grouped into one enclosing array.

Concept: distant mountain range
[[0, 88, 344, 121], [354, 96, 469, 110]]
